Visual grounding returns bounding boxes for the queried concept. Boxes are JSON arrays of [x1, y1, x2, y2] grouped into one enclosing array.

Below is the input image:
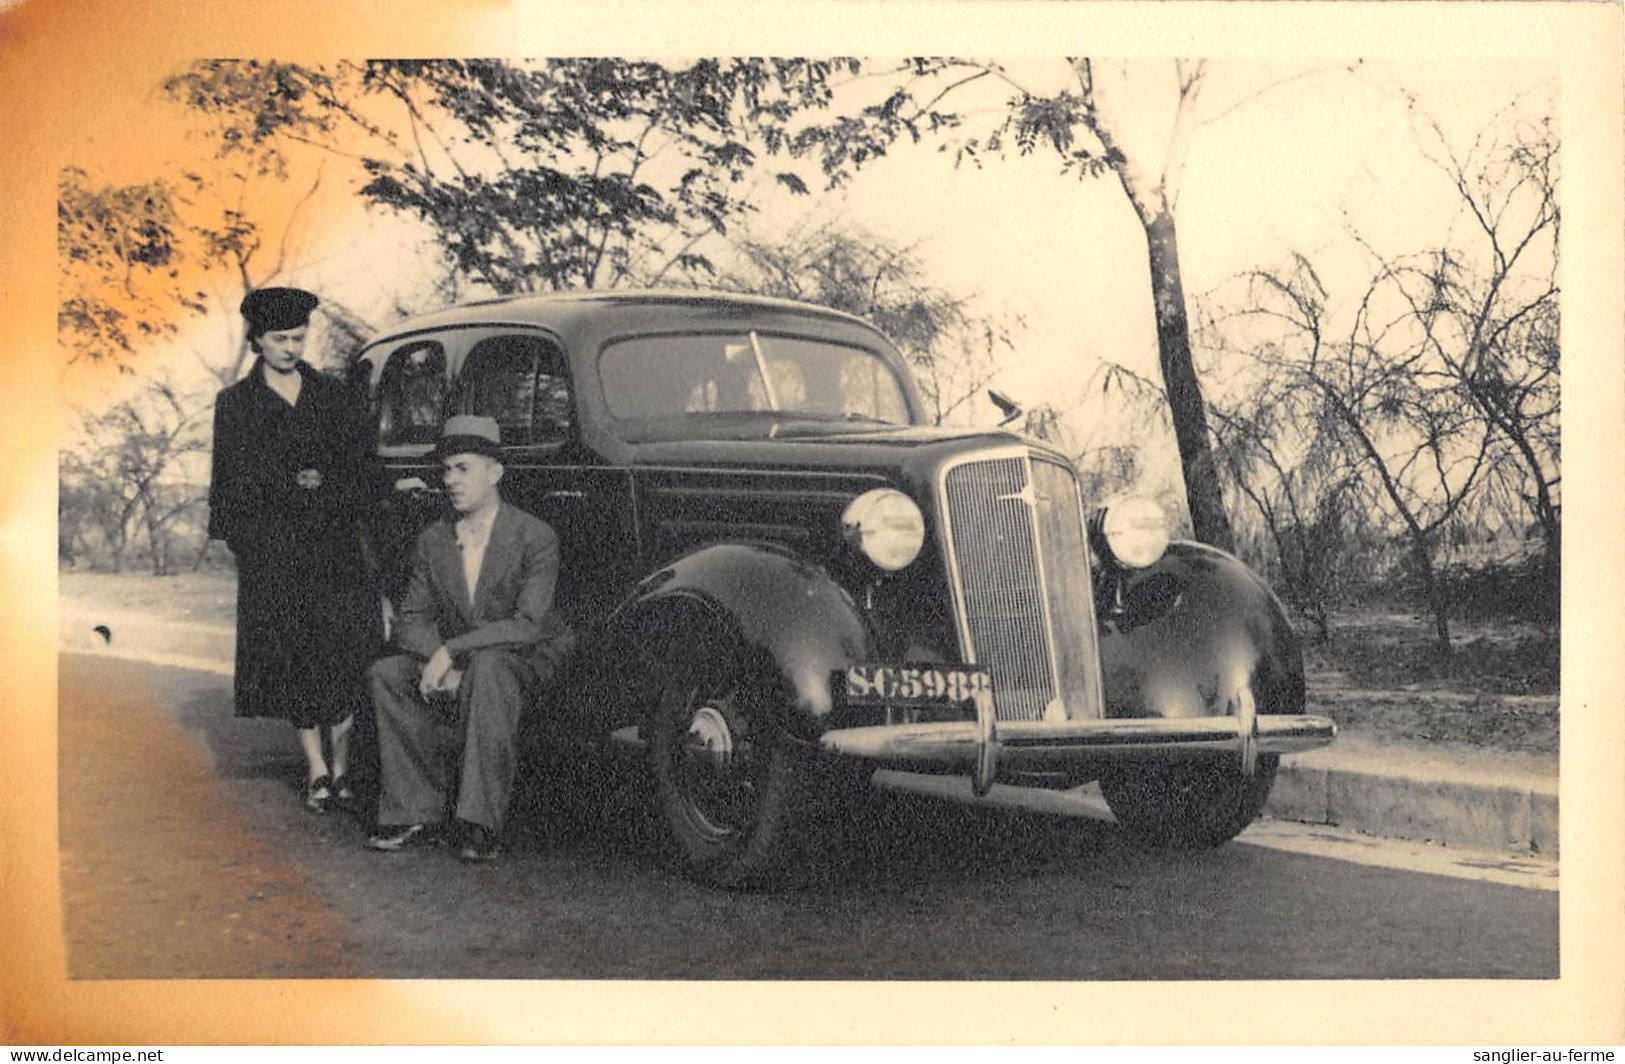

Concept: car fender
[[602, 542, 875, 742], [1096, 541, 1306, 721]]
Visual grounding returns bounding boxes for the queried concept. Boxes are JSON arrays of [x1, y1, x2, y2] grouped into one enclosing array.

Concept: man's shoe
[[457, 821, 501, 863], [367, 823, 439, 852]]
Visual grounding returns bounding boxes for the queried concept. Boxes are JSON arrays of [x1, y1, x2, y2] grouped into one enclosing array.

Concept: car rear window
[[377, 339, 448, 447], [450, 333, 573, 445]]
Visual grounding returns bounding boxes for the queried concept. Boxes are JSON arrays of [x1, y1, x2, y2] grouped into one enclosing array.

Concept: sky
[[817, 59, 1556, 423]]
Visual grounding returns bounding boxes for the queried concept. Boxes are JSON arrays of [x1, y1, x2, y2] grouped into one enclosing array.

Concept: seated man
[[366, 415, 574, 862]]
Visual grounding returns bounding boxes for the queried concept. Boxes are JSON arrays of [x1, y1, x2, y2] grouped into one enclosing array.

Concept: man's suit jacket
[[393, 502, 575, 675]]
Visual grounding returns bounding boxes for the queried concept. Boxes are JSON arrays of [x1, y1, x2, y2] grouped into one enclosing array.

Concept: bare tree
[[1199, 95, 1559, 651], [59, 449, 138, 571], [1356, 99, 1560, 578], [1072, 359, 1189, 528], [1232, 255, 1497, 653], [1209, 374, 1364, 642], [715, 221, 1018, 425], [180, 162, 331, 384], [60, 377, 212, 574], [1068, 442, 1146, 507]]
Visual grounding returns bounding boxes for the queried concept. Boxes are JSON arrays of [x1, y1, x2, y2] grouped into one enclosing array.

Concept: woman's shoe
[[304, 774, 333, 813], [330, 774, 357, 813]]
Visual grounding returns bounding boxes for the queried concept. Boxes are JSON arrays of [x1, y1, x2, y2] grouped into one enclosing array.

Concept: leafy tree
[[58, 158, 367, 570], [714, 221, 1017, 425], [160, 58, 853, 298], [57, 167, 207, 367], [155, 56, 1305, 548], [58, 157, 346, 383]]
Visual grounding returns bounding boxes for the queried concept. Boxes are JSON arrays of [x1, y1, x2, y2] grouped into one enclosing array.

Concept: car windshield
[[598, 332, 915, 426]]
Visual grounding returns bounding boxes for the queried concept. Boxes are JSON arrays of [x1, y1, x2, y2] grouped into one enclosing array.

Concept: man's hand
[[419, 644, 455, 699]]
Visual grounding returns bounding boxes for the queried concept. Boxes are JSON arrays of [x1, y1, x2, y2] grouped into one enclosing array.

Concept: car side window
[[377, 339, 448, 447], [454, 332, 573, 446]]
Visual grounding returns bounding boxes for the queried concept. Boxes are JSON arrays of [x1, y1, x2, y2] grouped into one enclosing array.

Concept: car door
[[445, 328, 638, 637], [368, 333, 454, 600]]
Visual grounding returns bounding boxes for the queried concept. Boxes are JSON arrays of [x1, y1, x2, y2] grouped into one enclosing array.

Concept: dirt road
[[57, 652, 1558, 983], [59, 657, 360, 978]]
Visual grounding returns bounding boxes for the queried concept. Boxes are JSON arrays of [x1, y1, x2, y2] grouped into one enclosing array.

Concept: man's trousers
[[369, 648, 540, 833]]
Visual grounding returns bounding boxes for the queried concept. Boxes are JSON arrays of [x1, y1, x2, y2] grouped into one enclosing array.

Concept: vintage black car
[[349, 289, 1336, 887]]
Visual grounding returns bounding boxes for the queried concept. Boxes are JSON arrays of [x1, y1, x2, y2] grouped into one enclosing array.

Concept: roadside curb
[[58, 606, 1558, 860], [1270, 747, 1558, 858]]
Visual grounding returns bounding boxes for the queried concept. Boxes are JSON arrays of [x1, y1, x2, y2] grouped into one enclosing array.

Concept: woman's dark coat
[[209, 360, 381, 726]]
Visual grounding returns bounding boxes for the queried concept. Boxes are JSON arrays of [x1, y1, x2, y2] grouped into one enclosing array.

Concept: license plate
[[842, 663, 992, 707]]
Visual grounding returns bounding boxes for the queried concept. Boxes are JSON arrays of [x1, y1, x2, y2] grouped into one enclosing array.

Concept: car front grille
[[938, 448, 1104, 723]]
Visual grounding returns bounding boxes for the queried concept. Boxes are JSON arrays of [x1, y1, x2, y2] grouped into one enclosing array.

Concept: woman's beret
[[240, 287, 319, 333]]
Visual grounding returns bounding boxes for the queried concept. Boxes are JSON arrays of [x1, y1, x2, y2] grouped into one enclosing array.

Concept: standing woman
[[209, 287, 381, 813]]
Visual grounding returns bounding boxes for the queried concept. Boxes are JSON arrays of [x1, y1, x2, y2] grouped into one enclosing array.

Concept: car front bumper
[[819, 688, 1336, 795]]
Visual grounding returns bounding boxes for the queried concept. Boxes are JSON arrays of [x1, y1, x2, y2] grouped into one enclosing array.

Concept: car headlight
[[842, 488, 926, 571], [1091, 494, 1170, 570]]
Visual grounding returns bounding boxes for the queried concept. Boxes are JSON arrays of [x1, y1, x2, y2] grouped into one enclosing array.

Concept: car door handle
[[393, 476, 442, 495], [543, 490, 587, 501]]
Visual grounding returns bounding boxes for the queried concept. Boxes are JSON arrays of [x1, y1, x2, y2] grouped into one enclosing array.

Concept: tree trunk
[[146, 522, 167, 575], [141, 494, 170, 576], [1141, 211, 1236, 552], [1516, 439, 1560, 586], [1308, 602, 1331, 645], [1410, 536, 1452, 655], [1479, 394, 1560, 587]]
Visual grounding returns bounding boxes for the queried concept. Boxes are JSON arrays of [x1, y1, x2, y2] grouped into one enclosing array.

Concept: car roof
[[371, 288, 891, 349], [356, 288, 926, 453]]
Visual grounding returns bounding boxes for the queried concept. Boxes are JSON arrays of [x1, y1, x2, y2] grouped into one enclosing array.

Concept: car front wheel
[[1099, 755, 1279, 850], [648, 673, 808, 889]]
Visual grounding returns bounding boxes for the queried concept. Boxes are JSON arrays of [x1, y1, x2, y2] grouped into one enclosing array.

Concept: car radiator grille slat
[[1030, 458, 1105, 718], [942, 458, 1053, 722]]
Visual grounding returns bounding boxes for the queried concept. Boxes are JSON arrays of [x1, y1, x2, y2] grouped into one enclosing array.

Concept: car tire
[[648, 671, 809, 889], [1098, 755, 1279, 850]]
